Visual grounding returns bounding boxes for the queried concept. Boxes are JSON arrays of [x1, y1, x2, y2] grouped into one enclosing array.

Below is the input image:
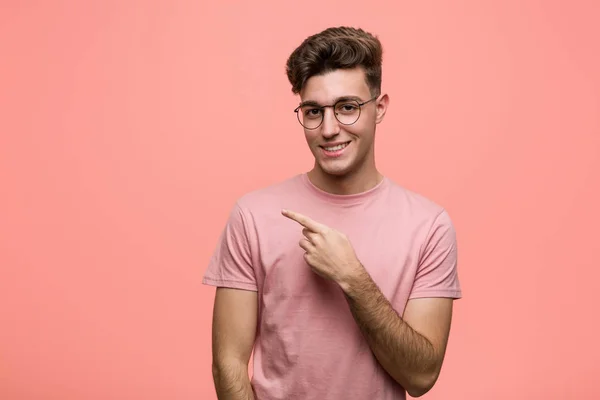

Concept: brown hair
[[285, 26, 383, 96]]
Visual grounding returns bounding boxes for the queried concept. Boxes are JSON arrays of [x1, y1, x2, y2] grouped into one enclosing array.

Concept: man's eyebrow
[[298, 95, 364, 108]]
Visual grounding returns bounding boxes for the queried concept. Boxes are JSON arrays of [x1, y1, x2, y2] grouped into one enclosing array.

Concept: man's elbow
[[406, 385, 432, 398], [211, 357, 248, 381], [405, 370, 440, 398]]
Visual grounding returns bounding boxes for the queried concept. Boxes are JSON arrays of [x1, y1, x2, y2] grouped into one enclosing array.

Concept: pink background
[[1, 1, 599, 399]]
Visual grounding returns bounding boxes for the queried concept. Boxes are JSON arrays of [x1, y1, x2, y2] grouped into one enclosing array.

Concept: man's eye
[[304, 108, 322, 118], [338, 104, 358, 113]]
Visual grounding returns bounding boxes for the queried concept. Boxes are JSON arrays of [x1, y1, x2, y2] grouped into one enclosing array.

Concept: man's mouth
[[320, 141, 350, 152], [319, 141, 351, 158]]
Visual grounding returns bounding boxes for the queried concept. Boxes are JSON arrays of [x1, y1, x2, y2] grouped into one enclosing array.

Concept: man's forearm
[[340, 266, 440, 397], [212, 360, 255, 400]]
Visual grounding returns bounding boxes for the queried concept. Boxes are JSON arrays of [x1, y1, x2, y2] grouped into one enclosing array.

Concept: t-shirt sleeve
[[202, 202, 258, 291], [409, 209, 462, 299]]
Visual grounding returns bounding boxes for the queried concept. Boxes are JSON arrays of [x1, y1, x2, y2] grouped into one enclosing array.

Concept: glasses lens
[[298, 106, 323, 129], [334, 100, 361, 125]]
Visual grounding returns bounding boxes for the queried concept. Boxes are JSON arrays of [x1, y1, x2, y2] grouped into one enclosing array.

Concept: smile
[[321, 142, 350, 152]]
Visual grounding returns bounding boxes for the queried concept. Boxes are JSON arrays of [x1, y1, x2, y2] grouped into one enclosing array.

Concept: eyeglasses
[[293, 95, 378, 130]]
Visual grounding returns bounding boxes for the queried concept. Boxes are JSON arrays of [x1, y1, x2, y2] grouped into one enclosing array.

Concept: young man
[[203, 26, 462, 400]]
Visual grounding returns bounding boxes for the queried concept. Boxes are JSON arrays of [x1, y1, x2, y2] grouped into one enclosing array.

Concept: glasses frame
[[293, 95, 379, 130]]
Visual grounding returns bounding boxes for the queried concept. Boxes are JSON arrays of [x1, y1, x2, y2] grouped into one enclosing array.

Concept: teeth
[[324, 142, 348, 151]]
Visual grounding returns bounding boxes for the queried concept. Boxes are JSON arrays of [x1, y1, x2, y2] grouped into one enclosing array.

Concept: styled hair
[[285, 26, 383, 96]]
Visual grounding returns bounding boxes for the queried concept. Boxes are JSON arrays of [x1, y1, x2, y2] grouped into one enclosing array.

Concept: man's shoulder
[[235, 174, 303, 211], [386, 178, 447, 216], [384, 180, 456, 249]]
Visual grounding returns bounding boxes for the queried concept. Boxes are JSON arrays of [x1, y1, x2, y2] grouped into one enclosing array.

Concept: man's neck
[[307, 167, 383, 195]]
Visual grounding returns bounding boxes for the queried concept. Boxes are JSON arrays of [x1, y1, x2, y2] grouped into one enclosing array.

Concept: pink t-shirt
[[203, 173, 462, 400]]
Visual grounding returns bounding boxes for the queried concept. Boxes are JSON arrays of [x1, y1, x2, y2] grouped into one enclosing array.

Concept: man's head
[[286, 27, 389, 180]]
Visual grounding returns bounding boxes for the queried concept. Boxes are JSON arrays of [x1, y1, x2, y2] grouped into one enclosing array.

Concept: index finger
[[281, 209, 325, 233]]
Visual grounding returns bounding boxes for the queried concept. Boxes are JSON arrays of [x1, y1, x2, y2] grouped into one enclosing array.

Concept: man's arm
[[211, 287, 258, 400], [340, 270, 453, 398], [280, 208, 459, 397]]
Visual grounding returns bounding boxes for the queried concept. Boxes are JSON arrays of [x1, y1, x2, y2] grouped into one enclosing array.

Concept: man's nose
[[321, 107, 340, 138]]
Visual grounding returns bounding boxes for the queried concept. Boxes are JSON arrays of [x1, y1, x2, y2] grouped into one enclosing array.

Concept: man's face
[[298, 67, 387, 178]]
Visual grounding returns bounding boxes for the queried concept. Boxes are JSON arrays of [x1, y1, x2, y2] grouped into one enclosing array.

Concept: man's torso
[[204, 173, 460, 399]]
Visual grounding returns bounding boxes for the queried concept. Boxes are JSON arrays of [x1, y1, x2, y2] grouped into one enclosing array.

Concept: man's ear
[[375, 93, 389, 124]]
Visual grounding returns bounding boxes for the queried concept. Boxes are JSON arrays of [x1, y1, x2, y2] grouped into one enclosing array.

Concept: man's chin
[[317, 161, 353, 177]]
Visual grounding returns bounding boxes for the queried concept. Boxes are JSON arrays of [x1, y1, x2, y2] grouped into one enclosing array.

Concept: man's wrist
[[338, 261, 369, 296]]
